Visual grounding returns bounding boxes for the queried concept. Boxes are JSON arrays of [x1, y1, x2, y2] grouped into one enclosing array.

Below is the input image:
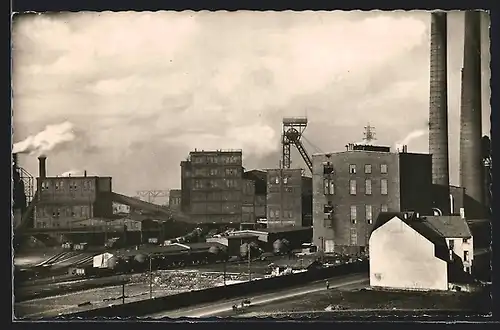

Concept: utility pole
[[149, 255, 153, 299], [122, 280, 125, 304], [223, 256, 227, 286], [248, 244, 252, 282]]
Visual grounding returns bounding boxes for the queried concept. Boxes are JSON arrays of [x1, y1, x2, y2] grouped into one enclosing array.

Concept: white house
[[93, 252, 114, 268], [369, 212, 473, 291], [424, 216, 474, 274]]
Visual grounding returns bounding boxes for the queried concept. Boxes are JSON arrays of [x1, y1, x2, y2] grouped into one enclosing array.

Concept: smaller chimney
[[84, 170, 87, 177], [38, 155, 47, 179], [402, 145, 408, 153]]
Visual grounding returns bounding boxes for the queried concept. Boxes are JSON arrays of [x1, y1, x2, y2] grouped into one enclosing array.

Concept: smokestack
[[38, 155, 47, 179], [12, 153, 18, 169], [460, 11, 484, 217], [429, 12, 451, 214]]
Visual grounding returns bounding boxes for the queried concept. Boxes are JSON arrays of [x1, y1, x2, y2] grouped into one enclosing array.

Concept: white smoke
[[355, 139, 374, 146], [13, 121, 76, 155], [60, 169, 84, 177], [394, 129, 426, 151]]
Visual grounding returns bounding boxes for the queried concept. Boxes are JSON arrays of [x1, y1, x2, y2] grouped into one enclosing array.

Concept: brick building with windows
[[180, 150, 254, 225], [34, 155, 114, 228], [312, 143, 433, 255], [266, 168, 303, 228]]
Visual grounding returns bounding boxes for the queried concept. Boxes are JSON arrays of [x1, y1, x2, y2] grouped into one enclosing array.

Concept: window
[[209, 168, 218, 176], [288, 211, 293, 218], [381, 164, 388, 174], [381, 179, 388, 195], [463, 238, 469, 243], [323, 162, 334, 175], [283, 177, 288, 184], [349, 164, 356, 174], [449, 239, 455, 251], [366, 205, 373, 224], [364, 164, 372, 174], [350, 180, 357, 195], [464, 250, 469, 262], [55, 182, 60, 190], [350, 228, 357, 245], [324, 203, 334, 214], [381, 204, 388, 212], [324, 179, 334, 195], [465, 266, 471, 274], [350, 206, 357, 224], [275, 177, 280, 184], [365, 179, 372, 195]]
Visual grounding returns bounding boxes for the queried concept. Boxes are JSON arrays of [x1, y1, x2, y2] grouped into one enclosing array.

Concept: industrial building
[[180, 150, 250, 225], [369, 212, 473, 291], [34, 155, 114, 228], [312, 143, 433, 255], [168, 189, 182, 211], [266, 168, 303, 228], [242, 170, 267, 220]]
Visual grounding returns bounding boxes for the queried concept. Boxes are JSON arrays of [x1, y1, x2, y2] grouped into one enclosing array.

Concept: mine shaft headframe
[[282, 117, 311, 171]]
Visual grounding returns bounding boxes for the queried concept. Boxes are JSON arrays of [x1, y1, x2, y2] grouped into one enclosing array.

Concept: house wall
[[369, 217, 448, 291], [312, 151, 400, 255], [267, 168, 302, 228], [445, 237, 474, 274]]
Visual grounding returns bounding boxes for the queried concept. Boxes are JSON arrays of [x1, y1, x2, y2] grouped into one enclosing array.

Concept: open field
[[216, 285, 492, 318], [15, 269, 260, 319]]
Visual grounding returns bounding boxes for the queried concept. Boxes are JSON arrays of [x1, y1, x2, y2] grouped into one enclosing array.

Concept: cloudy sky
[[12, 11, 491, 198]]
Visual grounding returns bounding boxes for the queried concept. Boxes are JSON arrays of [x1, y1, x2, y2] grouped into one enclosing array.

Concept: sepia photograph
[[11, 10, 492, 320]]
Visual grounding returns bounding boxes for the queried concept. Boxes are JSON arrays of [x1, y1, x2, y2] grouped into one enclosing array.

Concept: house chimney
[[84, 170, 87, 177], [460, 10, 484, 216], [429, 12, 451, 215], [38, 155, 47, 179]]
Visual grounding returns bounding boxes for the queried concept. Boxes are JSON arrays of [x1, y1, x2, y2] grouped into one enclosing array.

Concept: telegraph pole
[[248, 244, 252, 282], [149, 254, 153, 299]]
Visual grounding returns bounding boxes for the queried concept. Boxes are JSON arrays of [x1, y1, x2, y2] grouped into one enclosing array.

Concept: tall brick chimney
[[38, 155, 47, 179], [429, 12, 451, 214], [460, 11, 484, 218]]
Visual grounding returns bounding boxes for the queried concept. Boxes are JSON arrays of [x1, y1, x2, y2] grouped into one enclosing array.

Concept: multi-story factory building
[[168, 189, 182, 211], [180, 150, 246, 224], [243, 170, 267, 220], [266, 168, 303, 228], [312, 144, 433, 255], [34, 155, 114, 228], [242, 180, 256, 224]]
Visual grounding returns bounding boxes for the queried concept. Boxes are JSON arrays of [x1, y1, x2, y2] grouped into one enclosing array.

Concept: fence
[[64, 260, 368, 318]]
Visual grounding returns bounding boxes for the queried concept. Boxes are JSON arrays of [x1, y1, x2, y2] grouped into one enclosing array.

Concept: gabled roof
[[372, 212, 449, 262], [423, 216, 472, 238]]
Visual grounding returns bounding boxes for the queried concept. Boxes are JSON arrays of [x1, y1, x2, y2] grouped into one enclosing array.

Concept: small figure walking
[[326, 280, 330, 290]]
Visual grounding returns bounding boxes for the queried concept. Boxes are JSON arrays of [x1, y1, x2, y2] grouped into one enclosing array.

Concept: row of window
[[348, 164, 388, 174], [169, 197, 181, 205], [269, 210, 295, 219], [323, 204, 388, 225], [192, 167, 241, 177], [191, 155, 242, 165], [193, 179, 241, 189], [268, 186, 296, 194], [37, 206, 91, 218], [270, 176, 295, 185], [191, 191, 241, 201], [40, 180, 95, 191], [324, 179, 388, 196]]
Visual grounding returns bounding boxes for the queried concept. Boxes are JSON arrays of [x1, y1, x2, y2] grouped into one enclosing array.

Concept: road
[[148, 273, 368, 318]]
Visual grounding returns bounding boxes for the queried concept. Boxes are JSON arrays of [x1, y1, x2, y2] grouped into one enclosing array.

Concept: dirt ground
[[15, 269, 260, 319], [224, 285, 492, 318]]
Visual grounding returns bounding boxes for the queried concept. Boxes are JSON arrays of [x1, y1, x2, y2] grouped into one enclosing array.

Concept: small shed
[[93, 252, 115, 268]]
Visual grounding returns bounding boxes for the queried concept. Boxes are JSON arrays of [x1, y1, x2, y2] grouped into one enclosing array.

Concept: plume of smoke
[[60, 169, 84, 177], [394, 129, 426, 151], [13, 121, 76, 156]]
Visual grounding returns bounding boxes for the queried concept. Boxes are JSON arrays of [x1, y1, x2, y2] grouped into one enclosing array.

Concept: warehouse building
[[312, 144, 433, 255]]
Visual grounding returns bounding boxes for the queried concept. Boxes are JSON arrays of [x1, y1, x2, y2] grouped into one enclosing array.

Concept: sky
[[12, 11, 491, 198]]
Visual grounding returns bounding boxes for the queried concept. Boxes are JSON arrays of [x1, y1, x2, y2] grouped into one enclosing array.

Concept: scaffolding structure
[[136, 190, 169, 204]]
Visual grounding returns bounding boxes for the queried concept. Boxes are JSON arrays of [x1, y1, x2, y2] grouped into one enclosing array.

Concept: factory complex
[[12, 11, 491, 295]]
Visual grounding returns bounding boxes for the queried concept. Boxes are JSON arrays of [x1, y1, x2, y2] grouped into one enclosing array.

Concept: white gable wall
[[369, 217, 448, 291], [446, 237, 474, 274]]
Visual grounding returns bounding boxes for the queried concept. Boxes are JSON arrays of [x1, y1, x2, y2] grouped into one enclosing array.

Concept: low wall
[[65, 260, 368, 318]]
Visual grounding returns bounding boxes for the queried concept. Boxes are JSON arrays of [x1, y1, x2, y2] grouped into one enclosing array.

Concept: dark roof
[[423, 216, 472, 238], [185, 242, 225, 251], [116, 244, 188, 257], [262, 226, 312, 234], [226, 233, 260, 240], [372, 212, 449, 262]]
